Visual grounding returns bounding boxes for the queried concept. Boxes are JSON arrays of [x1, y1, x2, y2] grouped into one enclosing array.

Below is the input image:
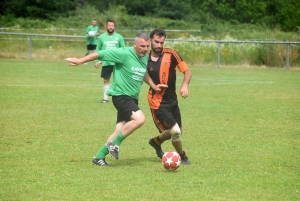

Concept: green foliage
[[1, 61, 300, 200], [2, 0, 300, 31], [2, 0, 76, 20], [155, 0, 191, 20], [1, 4, 299, 67]]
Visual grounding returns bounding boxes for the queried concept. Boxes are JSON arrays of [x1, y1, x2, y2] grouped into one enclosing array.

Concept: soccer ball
[[88, 31, 95, 37], [162, 151, 181, 170]]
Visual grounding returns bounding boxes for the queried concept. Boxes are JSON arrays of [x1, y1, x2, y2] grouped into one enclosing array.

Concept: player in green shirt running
[[65, 33, 167, 166], [85, 19, 100, 57], [94, 19, 126, 103]]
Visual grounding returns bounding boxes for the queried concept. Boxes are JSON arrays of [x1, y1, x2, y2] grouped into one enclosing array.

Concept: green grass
[[1, 60, 299, 200]]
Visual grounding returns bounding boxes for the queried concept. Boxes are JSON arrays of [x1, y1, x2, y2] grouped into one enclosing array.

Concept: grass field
[[1, 60, 299, 200]]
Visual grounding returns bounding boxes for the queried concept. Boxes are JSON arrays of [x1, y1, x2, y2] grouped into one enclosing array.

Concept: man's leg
[[102, 78, 110, 102], [100, 66, 113, 103], [106, 96, 145, 160], [108, 110, 145, 159], [119, 110, 146, 137], [92, 122, 125, 166]]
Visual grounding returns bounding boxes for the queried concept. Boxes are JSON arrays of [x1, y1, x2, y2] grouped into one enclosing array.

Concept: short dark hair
[[150, 29, 166, 39], [107, 19, 115, 25]]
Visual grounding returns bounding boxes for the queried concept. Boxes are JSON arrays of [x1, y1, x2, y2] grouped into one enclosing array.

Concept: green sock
[[95, 144, 109, 158], [112, 132, 126, 146]]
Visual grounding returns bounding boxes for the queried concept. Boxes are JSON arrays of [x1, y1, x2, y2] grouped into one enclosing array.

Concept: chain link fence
[[1, 32, 299, 69]]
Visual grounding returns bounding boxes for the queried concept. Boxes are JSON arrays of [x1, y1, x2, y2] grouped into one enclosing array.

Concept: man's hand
[[180, 85, 189, 98], [64, 58, 82, 66], [94, 61, 102, 69], [65, 53, 99, 66], [180, 69, 191, 98], [153, 84, 168, 92]]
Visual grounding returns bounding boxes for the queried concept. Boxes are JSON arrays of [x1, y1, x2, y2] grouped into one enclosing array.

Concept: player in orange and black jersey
[[147, 29, 192, 165]]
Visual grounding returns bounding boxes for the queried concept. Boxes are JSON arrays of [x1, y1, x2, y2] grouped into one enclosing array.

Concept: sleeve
[[97, 48, 126, 64], [85, 26, 90, 38], [119, 35, 126, 47], [94, 36, 102, 63], [171, 50, 189, 73], [96, 35, 103, 51]]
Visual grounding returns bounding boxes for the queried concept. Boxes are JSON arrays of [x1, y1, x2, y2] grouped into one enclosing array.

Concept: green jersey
[[85, 25, 99, 45], [97, 47, 148, 100], [96, 32, 125, 66]]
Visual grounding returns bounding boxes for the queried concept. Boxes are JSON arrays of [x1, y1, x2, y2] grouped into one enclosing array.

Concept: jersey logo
[[149, 67, 154, 71]]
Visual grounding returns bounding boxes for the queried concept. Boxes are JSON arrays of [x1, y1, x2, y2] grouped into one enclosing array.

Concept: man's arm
[[65, 53, 99, 66], [66, 48, 126, 66], [85, 26, 90, 38], [180, 69, 192, 98], [143, 72, 168, 91]]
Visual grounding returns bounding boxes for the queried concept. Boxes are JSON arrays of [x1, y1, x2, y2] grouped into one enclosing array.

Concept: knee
[[170, 123, 181, 142], [132, 110, 145, 127], [104, 79, 109, 84], [136, 114, 146, 127]]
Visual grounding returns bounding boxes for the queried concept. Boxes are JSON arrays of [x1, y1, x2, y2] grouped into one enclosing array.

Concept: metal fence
[[1, 32, 300, 69]]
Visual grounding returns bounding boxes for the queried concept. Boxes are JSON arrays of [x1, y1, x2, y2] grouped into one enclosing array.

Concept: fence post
[[286, 43, 290, 70], [218, 42, 221, 67], [28, 35, 32, 60]]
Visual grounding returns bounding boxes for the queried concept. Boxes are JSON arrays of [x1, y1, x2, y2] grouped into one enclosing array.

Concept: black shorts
[[150, 102, 182, 133], [87, 44, 96, 51], [112, 95, 140, 123], [101, 65, 114, 79]]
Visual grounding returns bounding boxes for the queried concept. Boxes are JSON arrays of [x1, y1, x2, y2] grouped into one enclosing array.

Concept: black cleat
[[107, 141, 119, 160], [180, 151, 191, 165], [92, 157, 108, 166], [100, 99, 108, 103], [149, 138, 164, 159]]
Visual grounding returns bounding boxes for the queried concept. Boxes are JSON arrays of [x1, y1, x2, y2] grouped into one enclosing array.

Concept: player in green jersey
[[94, 19, 126, 103], [85, 19, 99, 57], [65, 33, 168, 166]]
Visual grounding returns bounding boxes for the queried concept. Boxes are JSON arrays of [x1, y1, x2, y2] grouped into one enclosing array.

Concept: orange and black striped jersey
[[147, 48, 189, 109]]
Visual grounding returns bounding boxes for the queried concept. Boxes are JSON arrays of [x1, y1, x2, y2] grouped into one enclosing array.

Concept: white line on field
[[4, 84, 102, 87], [176, 81, 274, 86], [211, 81, 275, 85]]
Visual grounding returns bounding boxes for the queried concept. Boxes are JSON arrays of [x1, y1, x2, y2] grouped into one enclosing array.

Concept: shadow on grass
[[107, 156, 160, 167]]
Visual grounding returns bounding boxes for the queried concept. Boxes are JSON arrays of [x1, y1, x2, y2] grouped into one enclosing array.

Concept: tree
[[2, 0, 77, 19], [155, 0, 191, 20]]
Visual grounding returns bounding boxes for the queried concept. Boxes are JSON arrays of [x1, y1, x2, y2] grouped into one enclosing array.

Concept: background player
[[85, 19, 99, 58], [94, 19, 125, 103], [147, 28, 192, 165]]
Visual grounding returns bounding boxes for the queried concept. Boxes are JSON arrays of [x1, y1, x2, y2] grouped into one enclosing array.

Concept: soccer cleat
[[107, 141, 119, 160], [92, 157, 108, 166], [180, 151, 191, 165], [100, 99, 108, 103], [149, 138, 164, 159]]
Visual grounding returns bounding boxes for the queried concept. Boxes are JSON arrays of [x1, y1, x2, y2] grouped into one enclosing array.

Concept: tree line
[[1, 0, 299, 32]]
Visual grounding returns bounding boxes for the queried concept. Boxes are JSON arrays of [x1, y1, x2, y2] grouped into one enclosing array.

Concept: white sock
[[103, 85, 109, 100]]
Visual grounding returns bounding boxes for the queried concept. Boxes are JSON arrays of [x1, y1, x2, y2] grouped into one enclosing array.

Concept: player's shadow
[[107, 156, 160, 167]]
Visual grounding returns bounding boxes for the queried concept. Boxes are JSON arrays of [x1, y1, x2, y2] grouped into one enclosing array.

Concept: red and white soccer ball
[[162, 151, 181, 170]]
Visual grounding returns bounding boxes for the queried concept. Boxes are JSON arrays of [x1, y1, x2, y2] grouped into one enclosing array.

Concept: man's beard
[[152, 46, 162, 54], [107, 29, 114, 34]]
